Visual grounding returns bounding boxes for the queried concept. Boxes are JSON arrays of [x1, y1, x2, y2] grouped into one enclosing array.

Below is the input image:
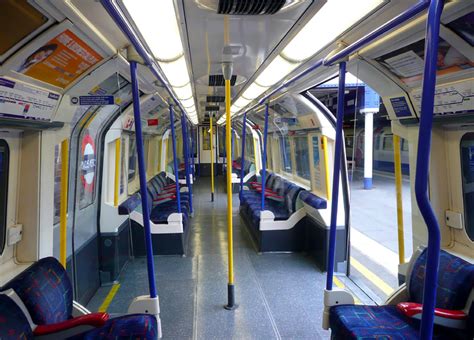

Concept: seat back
[[284, 184, 303, 214], [3, 257, 73, 325], [408, 249, 474, 310], [0, 294, 33, 339]]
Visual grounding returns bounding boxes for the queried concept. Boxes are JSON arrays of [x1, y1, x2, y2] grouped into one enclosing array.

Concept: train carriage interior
[[0, 0, 473, 339]]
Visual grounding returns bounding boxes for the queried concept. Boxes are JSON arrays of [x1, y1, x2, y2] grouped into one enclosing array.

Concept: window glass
[[0, 140, 9, 255], [245, 132, 254, 161], [128, 135, 137, 182], [460, 133, 474, 241], [294, 136, 310, 180], [77, 129, 97, 210], [402, 138, 409, 152], [120, 136, 127, 194], [53, 144, 61, 225], [280, 135, 293, 173], [383, 135, 393, 151]]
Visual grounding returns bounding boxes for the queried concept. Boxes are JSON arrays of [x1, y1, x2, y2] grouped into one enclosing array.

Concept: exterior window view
[[0, 1, 472, 339]]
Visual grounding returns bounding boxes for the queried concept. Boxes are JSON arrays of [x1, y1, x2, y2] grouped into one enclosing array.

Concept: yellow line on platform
[[333, 276, 361, 304], [98, 283, 121, 312], [350, 257, 394, 296]]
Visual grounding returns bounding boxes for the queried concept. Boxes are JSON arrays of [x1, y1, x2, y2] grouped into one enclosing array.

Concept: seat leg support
[[128, 295, 162, 338], [322, 288, 355, 330]]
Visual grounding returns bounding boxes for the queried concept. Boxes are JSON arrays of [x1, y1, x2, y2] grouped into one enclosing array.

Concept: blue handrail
[[239, 112, 247, 200], [197, 127, 201, 177], [191, 128, 196, 180], [169, 105, 182, 214], [181, 114, 193, 214], [129, 61, 157, 298], [416, 0, 444, 338], [260, 104, 270, 211], [326, 61, 346, 291]]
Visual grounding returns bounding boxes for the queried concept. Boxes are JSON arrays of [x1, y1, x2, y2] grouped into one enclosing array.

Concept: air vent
[[218, 0, 286, 15], [223, 45, 243, 56], [207, 95, 225, 103], [205, 106, 220, 112], [209, 74, 237, 86]]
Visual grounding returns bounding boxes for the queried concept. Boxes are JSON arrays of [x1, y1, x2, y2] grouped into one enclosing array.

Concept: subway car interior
[[0, 0, 473, 339]]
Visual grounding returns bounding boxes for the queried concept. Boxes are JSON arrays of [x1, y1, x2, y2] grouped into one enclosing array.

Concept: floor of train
[[87, 177, 334, 339]]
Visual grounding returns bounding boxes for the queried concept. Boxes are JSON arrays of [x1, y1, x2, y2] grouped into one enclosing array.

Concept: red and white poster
[[80, 134, 96, 193], [17, 30, 102, 88]]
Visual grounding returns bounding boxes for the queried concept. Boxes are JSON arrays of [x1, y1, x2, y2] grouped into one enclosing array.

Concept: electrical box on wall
[[7, 224, 23, 246], [445, 211, 463, 230]]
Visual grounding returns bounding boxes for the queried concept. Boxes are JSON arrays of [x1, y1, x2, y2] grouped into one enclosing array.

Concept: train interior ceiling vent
[[196, 0, 305, 15]]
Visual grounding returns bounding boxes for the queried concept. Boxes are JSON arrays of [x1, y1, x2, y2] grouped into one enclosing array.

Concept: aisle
[[88, 177, 330, 339]]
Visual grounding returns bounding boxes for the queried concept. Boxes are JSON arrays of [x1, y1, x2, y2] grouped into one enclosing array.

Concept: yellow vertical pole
[[393, 134, 405, 264], [210, 116, 215, 201], [224, 74, 237, 309], [322, 136, 331, 200], [114, 138, 121, 207], [59, 139, 69, 268]]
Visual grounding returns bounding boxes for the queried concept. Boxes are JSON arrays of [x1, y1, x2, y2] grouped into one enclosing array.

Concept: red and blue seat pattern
[[329, 249, 474, 339], [1, 257, 157, 339]]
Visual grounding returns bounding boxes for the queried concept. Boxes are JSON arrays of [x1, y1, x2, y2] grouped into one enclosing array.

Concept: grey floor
[[88, 177, 331, 339]]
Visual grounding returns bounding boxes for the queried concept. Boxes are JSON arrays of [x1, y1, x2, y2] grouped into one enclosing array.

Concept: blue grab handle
[[239, 112, 247, 200], [169, 105, 182, 214], [181, 114, 193, 213], [261, 104, 270, 211], [129, 61, 157, 298], [416, 1, 444, 339], [326, 61, 346, 291]]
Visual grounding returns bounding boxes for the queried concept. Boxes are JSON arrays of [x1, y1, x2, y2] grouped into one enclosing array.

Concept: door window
[[460, 133, 474, 241], [0, 140, 9, 255]]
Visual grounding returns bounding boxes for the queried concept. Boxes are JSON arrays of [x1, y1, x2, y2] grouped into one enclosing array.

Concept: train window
[[0, 0, 49, 56], [382, 135, 393, 151], [0, 140, 9, 255], [53, 144, 62, 225], [120, 136, 127, 194], [245, 133, 254, 161], [78, 130, 97, 210], [280, 136, 293, 173], [402, 139, 409, 152], [128, 135, 137, 182], [294, 136, 310, 180], [374, 135, 381, 150], [460, 133, 474, 241]]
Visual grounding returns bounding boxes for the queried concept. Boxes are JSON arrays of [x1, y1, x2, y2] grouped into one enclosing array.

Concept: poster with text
[[17, 30, 102, 88]]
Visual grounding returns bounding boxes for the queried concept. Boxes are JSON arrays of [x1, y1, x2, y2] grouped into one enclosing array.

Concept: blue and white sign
[[361, 86, 380, 113], [0, 77, 60, 120], [390, 97, 412, 118], [71, 95, 115, 106]]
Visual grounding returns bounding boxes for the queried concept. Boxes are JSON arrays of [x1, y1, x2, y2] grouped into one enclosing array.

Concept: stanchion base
[[211, 193, 214, 202], [224, 284, 238, 310]]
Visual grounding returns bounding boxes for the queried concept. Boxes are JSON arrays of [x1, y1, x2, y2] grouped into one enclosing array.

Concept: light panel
[[173, 84, 193, 101], [234, 97, 251, 108], [255, 55, 300, 87], [281, 0, 384, 62], [158, 56, 190, 87], [180, 97, 195, 108], [242, 83, 268, 100], [122, 0, 183, 61]]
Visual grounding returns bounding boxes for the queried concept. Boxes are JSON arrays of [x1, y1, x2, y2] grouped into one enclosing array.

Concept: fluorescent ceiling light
[[123, 0, 183, 61], [281, 0, 384, 62], [158, 56, 190, 87], [173, 84, 193, 100], [186, 105, 196, 113], [180, 97, 195, 109], [255, 55, 300, 87], [234, 97, 251, 108], [242, 83, 268, 100]]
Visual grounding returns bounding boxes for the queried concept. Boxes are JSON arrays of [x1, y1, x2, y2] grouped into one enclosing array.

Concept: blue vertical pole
[[416, 1, 444, 338], [261, 103, 269, 211], [130, 61, 157, 298], [326, 62, 346, 291], [181, 114, 193, 214], [191, 128, 196, 180], [239, 113, 247, 200], [232, 127, 235, 161], [169, 105, 182, 213]]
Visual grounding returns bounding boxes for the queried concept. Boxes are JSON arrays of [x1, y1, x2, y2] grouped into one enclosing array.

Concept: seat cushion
[[77, 314, 157, 340], [0, 294, 33, 339], [3, 257, 73, 325]]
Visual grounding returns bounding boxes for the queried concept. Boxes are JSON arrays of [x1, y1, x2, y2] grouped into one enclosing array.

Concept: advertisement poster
[[0, 77, 60, 120], [17, 30, 102, 88], [376, 38, 473, 86], [202, 127, 210, 150]]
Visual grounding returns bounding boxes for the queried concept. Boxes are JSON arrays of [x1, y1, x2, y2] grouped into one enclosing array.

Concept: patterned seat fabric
[[3, 256, 73, 325], [329, 249, 474, 339], [0, 294, 33, 339], [73, 314, 158, 340]]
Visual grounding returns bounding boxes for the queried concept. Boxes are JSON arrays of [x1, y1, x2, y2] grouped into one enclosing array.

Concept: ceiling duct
[[195, 0, 305, 15], [209, 74, 237, 86]]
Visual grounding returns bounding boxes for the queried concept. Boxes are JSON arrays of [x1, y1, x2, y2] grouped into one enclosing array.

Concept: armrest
[[397, 302, 467, 329], [154, 194, 176, 203], [34, 313, 109, 336], [264, 192, 283, 199]]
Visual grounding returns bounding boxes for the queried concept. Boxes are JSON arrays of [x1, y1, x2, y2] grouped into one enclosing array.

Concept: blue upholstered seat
[[1, 257, 157, 339], [329, 249, 474, 339], [0, 294, 33, 339]]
